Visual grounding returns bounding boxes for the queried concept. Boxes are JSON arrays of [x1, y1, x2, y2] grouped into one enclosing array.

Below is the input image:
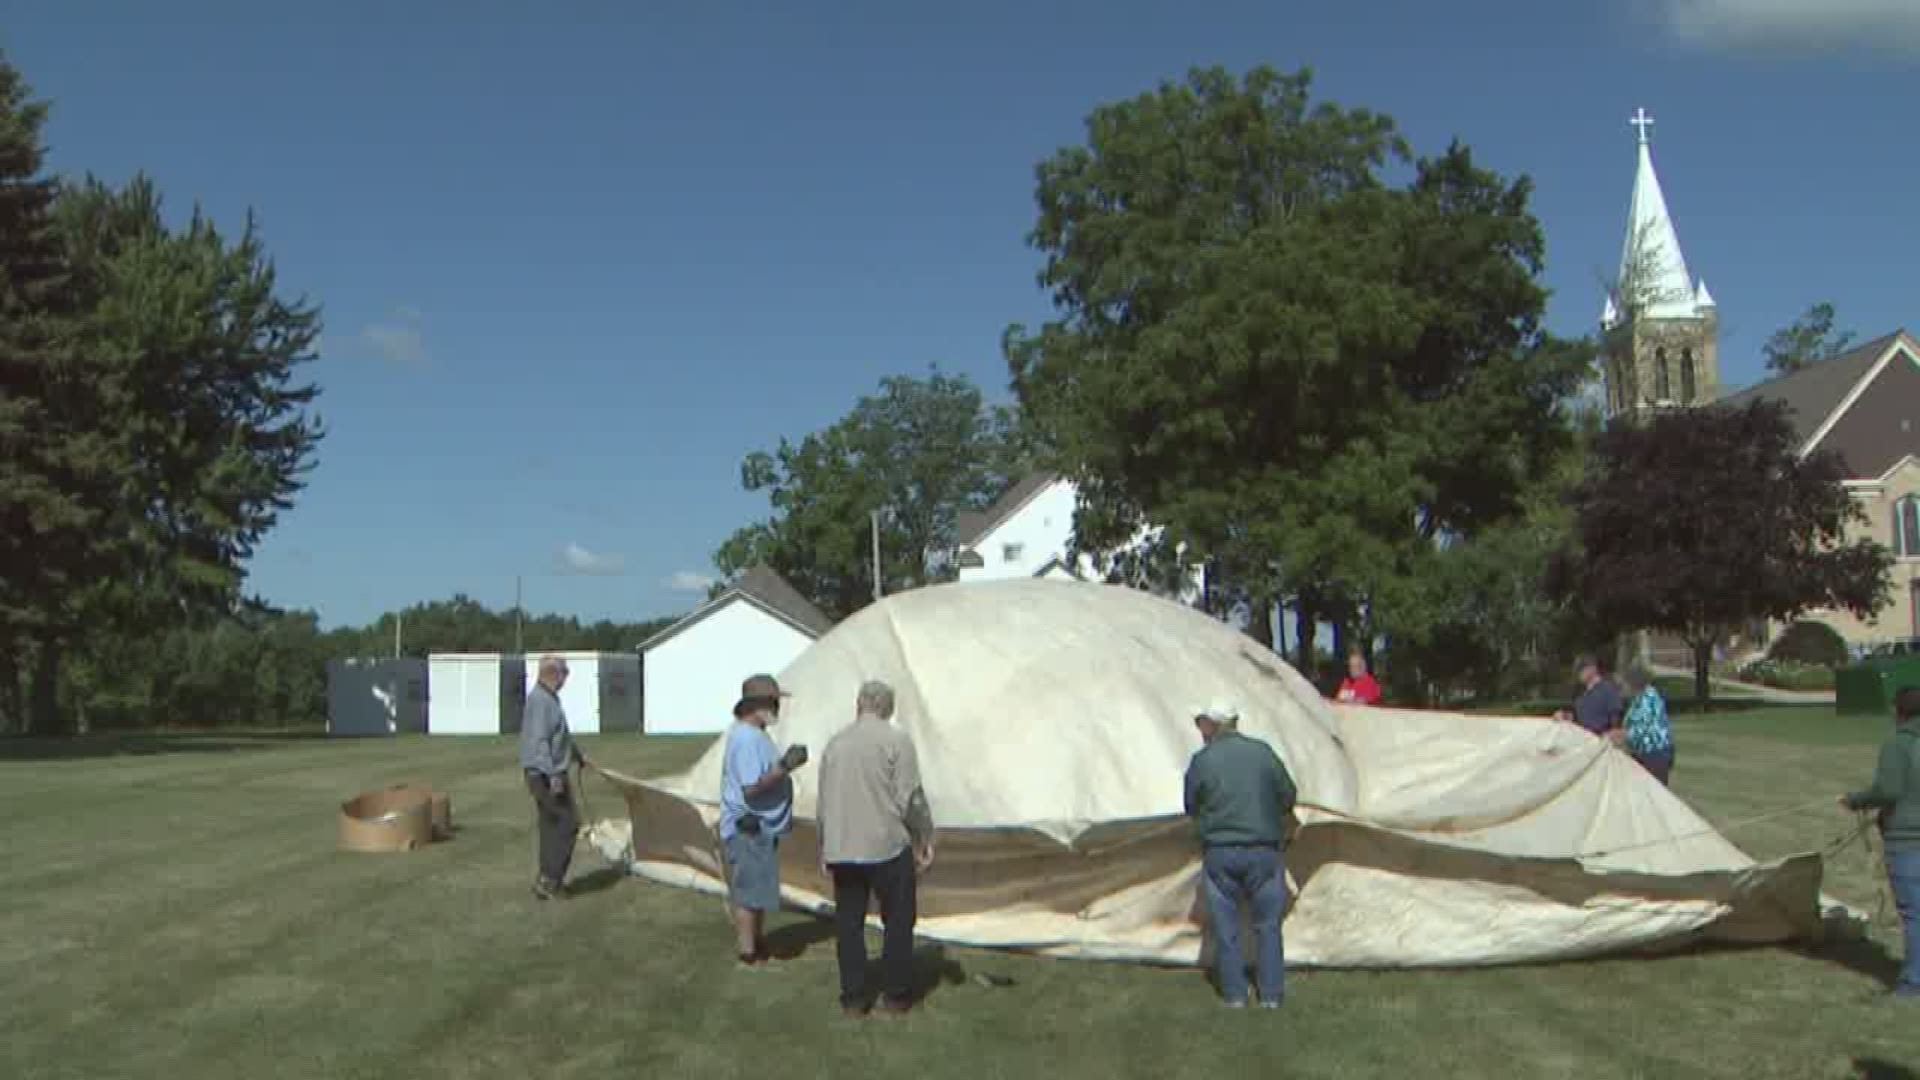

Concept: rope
[[572, 761, 597, 827], [1575, 797, 1840, 860], [1829, 809, 1895, 926]]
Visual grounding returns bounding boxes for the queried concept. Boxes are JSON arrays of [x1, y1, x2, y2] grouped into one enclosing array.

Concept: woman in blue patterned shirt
[[1619, 666, 1675, 785]]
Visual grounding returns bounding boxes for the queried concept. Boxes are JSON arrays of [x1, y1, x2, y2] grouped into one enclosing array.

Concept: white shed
[[327, 657, 428, 736], [427, 653, 528, 735], [640, 565, 834, 735], [521, 651, 641, 734]]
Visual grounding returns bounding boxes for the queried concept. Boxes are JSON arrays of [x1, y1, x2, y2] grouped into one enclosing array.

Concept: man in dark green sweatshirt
[[1183, 702, 1298, 1009], [1842, 685, 1920, 998]]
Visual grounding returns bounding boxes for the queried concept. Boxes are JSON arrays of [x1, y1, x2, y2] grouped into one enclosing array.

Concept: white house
[[326, 658, 428, 737], [427, 653, 527, 735], [953, 473, 1206, 605], [521, 651, 642, 734], [639, 565, 834, 735]]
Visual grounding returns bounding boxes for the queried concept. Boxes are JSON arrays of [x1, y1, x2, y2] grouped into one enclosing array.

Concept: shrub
[[1767, 621, 1849, 669], [1739, 658, 1837, 692]]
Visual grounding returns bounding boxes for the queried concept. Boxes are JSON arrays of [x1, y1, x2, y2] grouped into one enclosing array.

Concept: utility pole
[[514, 575, 524, 654], [870, 509, 883, 602], [394, 613, 402, 658]]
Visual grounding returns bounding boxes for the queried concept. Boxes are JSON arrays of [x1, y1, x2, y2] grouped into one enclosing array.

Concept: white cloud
[[1652, 0, 1920, 51], [663, 570, 715, 594], [557, 542, 625, 576], [360, 307, 430, 366]]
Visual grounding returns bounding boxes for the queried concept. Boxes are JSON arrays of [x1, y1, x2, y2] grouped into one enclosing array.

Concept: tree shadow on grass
[[1851, 1058, 1919, 1080], [0, 730, 329, 762]]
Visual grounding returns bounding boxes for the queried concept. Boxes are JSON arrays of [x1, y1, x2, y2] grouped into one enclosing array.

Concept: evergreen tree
[[0, 56, 88, 732]]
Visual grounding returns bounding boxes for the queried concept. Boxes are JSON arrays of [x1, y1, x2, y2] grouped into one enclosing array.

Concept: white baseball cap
[[1197, 701, 1240, 724]]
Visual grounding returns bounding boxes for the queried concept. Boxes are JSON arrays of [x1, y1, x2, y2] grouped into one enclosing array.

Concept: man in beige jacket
[[816, 679, 935, 1017]]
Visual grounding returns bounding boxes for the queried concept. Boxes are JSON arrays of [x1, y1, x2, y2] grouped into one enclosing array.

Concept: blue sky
[[8, 0, 1915, 628]]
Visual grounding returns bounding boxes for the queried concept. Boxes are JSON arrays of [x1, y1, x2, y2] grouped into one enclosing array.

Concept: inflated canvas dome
[[601, 577, 1835, 968]]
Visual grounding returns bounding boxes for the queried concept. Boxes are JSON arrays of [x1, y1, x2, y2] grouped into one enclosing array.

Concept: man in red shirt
[[1334, 651, 1382, 706]]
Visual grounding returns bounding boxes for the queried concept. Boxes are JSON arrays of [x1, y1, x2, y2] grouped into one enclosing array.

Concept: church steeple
[[1600, 108, 1720, 418]]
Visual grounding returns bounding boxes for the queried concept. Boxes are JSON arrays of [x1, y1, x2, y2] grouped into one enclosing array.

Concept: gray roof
[[732, 565, 835, 635], [954, 472, 1060, 548], [638, 564, 834, 651], [1715, 331, 1904, 448]]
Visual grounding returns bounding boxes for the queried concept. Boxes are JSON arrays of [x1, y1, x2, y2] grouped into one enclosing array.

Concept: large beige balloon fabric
[[600, 577, 1827, 968]]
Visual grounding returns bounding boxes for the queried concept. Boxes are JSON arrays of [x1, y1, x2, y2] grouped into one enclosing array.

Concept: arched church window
[[1655, 347, 1671, 402], [1681, 348, 1696, 404], [1896, 495, 1920, 559]]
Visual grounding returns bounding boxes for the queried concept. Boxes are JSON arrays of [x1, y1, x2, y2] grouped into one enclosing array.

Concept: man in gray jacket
[[1841, 685, 1920, 997], [817, 680, 934, 1016], [521, 655, 587, 900], [1184, 701, 1297, 1009]]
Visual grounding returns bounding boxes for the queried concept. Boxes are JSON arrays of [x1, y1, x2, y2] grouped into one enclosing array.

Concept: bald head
[[538, 655, 570, 690], [856, 679, 896, 720]]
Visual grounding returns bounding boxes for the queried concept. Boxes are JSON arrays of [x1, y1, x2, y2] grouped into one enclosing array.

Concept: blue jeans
[[1890, 848, 1920, 995], [1202, 845, 1287, 1004]]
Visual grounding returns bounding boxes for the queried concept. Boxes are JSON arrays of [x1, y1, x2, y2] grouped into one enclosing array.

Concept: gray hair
[[856, 679, 897, 719]]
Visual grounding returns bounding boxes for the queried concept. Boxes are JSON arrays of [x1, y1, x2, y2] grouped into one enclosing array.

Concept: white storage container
[[427, 653, 528, 735]]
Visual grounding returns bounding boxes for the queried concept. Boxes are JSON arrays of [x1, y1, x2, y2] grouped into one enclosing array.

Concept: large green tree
[[1004, 65, 1589, 667], [0, 57, 81, 730], [0, 54, 327, 733], [1385, 403, 1601, 704], [714, 369, 1033, 620], [1551, 399, 1891, 703]]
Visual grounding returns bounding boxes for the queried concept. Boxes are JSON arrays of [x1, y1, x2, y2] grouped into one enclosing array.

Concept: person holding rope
[[719, 673, 809, 968], [1839, 684, 1920, 999], [521, 654, 589, 901]]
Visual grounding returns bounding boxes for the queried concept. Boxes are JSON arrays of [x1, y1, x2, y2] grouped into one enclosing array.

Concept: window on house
[[1680, 348, 1696, 404], [1655, 347, 1670, 402], [1896, 496, 1920, 559], [1002, 542, 1024, 563]]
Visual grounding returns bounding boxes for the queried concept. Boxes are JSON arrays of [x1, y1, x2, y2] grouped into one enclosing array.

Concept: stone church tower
[[1600, 109, 1719, 419]]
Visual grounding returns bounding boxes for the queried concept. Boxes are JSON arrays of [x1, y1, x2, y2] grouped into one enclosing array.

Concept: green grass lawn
[[2, 709, 1915, 1080]]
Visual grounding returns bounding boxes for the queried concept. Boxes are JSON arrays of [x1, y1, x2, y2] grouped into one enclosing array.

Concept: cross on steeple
[[1629, 107, 1655, 146]]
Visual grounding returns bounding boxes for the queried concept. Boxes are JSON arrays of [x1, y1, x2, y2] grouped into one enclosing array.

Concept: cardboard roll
[[339, 784, 453, 853]]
